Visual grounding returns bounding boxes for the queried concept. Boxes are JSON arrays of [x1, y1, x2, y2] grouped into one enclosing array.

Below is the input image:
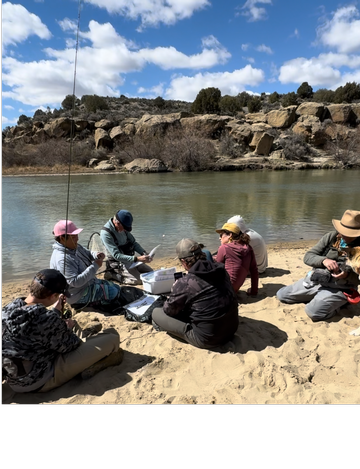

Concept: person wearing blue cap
[[101, 209, 153, 285]]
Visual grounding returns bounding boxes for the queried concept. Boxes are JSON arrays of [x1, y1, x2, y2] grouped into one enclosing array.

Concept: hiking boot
[[104, 271, 123, 283], [81, 348, 124, 380]]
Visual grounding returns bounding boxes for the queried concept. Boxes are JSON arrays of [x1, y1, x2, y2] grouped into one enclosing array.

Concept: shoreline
[[1, 240, 316, 289]]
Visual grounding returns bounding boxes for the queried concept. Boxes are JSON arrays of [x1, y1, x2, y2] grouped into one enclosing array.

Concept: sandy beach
[[2, 243, 360, 405]]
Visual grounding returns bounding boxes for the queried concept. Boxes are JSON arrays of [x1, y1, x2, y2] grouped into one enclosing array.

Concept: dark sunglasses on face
[[220, 231, 231, 238]]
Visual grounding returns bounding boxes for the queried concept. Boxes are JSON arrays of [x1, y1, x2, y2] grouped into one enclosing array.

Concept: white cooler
[[140, 267, 176, 294]]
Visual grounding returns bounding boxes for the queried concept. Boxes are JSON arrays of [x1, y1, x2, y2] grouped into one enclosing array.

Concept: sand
[[2, 244, 360, 405]]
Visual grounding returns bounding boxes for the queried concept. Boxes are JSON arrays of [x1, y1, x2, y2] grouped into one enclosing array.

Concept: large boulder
[[249, 131, 274, 156], [245, 112, 268, 124], [109, 126, 131, 144], [44, 117, 72, 138], [97, 161, 116, 171], [181, 114, 231, 139], [326, 104, 357, 125], [296, 102, 325, 119], [74, 119, 88, 132], [292, 116, 327, 146], [31, 129, 49, 144], [95, 128, 113, 149], [124, 158, 168, 173], [267, 106, 297, 128], [136, 112, 188, 136], [94, 119, 115, 130], [350, 103, 360, 121], [225, 121, 253, 144]]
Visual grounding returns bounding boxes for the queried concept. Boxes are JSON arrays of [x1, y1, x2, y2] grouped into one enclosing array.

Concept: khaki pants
[[39, 328, 120, 393]]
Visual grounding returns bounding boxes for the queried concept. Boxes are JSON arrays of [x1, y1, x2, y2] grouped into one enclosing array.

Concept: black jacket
[[163, 259, 239, 346]]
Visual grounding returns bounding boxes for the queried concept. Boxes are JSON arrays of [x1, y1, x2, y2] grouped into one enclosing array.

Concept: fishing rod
[[63, 0, 83, 276]]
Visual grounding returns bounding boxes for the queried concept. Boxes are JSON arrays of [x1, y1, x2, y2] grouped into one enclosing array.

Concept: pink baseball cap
[[53, 220, 83, 236]]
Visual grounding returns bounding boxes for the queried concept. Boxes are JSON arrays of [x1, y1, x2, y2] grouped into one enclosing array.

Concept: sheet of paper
[[125, 294, 160, 316], [129, 244, 161, 269]]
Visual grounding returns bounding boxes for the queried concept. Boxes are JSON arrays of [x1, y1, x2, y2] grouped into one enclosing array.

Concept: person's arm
[[163, 278, 190, 318], [40, 308, 81, 353], [100, 229, 134, 263], [303, 232, 338, 268], [55, 250, 99, 289]]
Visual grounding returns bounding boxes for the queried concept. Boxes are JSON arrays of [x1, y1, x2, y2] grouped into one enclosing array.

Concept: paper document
[[129, 245, 161, 269], [124, 294, 160, 317]]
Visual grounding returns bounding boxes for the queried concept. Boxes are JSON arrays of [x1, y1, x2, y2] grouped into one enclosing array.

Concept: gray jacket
[[100, 218, 146, 264], [304, 231, 360, 289], [50, 242, 100, 304]]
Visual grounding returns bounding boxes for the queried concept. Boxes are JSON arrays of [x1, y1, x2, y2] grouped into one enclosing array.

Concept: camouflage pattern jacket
[[163, 259, 239, 347], [2, 298, 81, 391]]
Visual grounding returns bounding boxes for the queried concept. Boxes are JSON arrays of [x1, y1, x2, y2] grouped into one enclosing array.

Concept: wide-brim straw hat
[[332, 210, 360, 237]]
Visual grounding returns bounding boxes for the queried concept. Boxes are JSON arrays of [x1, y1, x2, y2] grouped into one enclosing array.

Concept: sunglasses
[[220, 231, 231, 238]]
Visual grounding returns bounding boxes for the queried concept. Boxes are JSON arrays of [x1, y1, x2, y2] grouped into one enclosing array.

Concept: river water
[[2, 169, 360, 283]]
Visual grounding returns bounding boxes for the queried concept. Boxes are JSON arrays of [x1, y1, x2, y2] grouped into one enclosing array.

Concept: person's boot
[[80, 348, 124, 380]]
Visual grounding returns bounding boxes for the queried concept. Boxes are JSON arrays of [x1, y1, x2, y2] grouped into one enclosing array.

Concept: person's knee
[[276, 286, 289, 303], [304, 304, 336, 322], [151, 307, 164, 327]]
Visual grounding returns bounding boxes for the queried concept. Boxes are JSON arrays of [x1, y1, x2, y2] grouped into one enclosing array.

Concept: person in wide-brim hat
[[332, 209, 360, 238], [277, 209, 360, 323]]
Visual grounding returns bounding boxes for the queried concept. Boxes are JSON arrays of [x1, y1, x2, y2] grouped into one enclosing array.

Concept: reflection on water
[[2, 170, 360, 283]]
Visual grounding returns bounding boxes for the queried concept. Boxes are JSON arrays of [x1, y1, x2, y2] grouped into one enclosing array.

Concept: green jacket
[[303, 231, 360, 289]]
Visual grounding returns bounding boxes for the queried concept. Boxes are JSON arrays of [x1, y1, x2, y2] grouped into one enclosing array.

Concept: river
[[2, 169, 360, 283]]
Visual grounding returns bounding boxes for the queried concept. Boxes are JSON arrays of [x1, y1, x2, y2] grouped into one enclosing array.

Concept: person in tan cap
[[277, 209, 360, 322], [151, 238, 239, 349], [214, 222, 258, 295]]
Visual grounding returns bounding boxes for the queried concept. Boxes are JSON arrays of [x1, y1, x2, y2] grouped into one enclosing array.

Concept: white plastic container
[[140, 267, 176, 294]]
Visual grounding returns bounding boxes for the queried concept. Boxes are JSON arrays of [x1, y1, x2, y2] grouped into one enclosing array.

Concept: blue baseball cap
[[116, 210, 133, 231]]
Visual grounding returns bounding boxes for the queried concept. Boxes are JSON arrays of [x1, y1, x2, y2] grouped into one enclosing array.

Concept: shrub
[[278, 132, 313, 161], [268, 91, 280, 104], [281, 92, 298, 107], [324, 126, 360, 166], [191, 87, 221, 114], [81, 94, 109, 112], [297, 82, 313, 99], [218, 132, 245, 158], [313, 88, 335, 103], [61, 94, 80, 111], [247, 96, 262, 113], [237, 91, 251, 108], [220, 95, 242, 116], [333, 82, 360, 103]]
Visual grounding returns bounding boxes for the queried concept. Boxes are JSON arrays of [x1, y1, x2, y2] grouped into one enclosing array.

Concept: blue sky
[[2, 0, 360, 128]]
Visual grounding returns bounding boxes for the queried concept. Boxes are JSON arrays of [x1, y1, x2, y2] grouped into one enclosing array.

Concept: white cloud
[[241, 44, 250, 51], [255, 44, 273, 54], [2, 21, 231, 106], [317, 6, 360, 54], [4, 105, 14, 110], [278, 51, 360, 87], [278, 57, 342, 86], [242, 56, 255, 63], [165, 65, 265, 101], [2, 115, 18, 125], [240, 0, 272, 22], [139, 35, 230, 69], [83, 0, 210, 29], [2, 2, 51, 48]]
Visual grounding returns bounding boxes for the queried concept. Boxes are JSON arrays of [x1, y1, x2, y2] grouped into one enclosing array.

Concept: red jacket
[[215, 242, 258, 294]]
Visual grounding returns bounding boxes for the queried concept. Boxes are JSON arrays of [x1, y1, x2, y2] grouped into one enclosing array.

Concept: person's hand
[[65, 318, 76, 329], [54, 294, 66, 313], [95, 257, 103, 267], [96, 252, 105, 260], [137, 254, 152, 263], [322, 258, 340, 273], [331, 270, 348, 279]]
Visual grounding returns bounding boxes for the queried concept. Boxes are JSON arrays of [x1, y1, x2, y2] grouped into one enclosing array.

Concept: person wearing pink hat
[[277, 209, 360, 322], [50, 219, 122, 312]]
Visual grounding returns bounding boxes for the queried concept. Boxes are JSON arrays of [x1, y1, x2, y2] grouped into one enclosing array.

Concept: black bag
[[124, 294, 166, 323]]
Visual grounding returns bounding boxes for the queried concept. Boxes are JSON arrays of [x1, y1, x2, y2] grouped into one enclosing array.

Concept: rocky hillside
[[3, 101, 360, 173]]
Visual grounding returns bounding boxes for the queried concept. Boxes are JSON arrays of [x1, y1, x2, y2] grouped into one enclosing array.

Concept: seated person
[[276, 209, 360, 322], [214, 223, 258, 296], [101, 209, 153, 285], [228, 215, 268, 273], [2, 269, 122, 394], [152, 238, 239, 349], [50, 220, 122, 312]]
